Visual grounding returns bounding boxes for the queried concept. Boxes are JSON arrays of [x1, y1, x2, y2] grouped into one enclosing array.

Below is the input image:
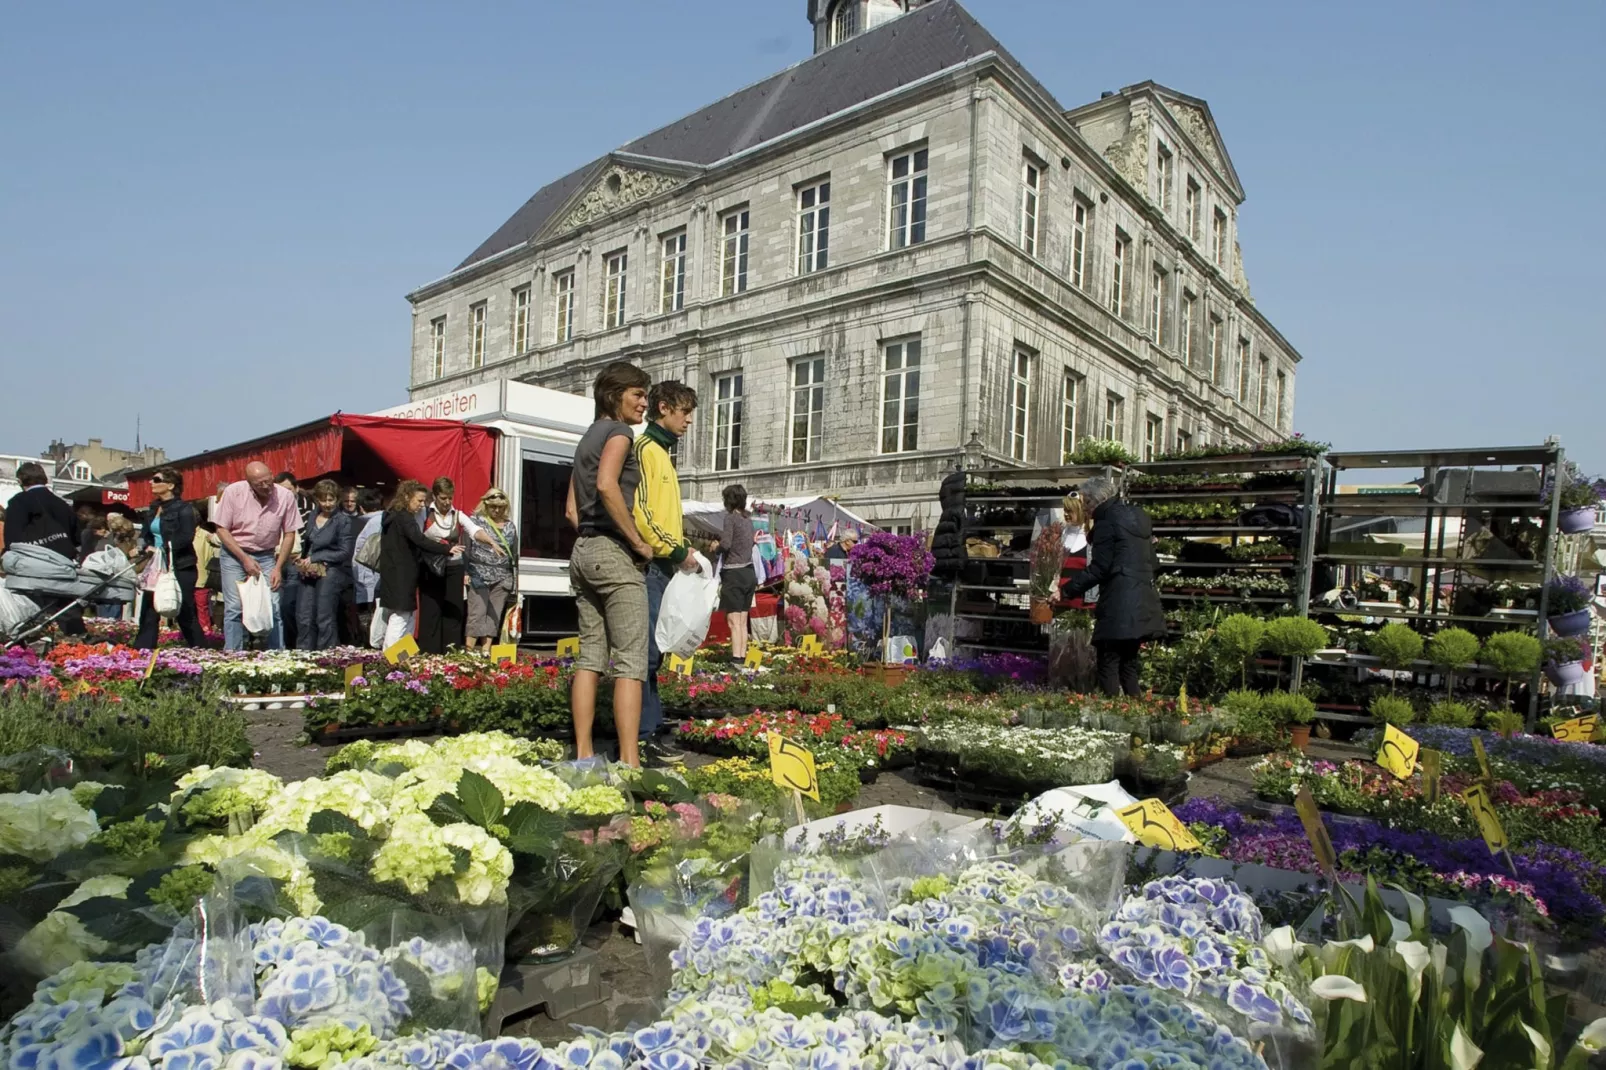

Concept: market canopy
[[123, 414, 497, 508], [681, 495, 878, 541]]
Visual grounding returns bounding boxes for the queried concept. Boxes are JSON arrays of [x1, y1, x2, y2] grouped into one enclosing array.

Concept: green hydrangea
[[0, 864, 37, 900], [908, 875, 952, 902], [69, 781, 109, 809], [311, 831, 355, 862], [476, 966, 499, 1012], [286, 1022, 377, 1068], [566, 785, 629, 816], [147, 866, 216, 915], [92, 818, 164, 859]]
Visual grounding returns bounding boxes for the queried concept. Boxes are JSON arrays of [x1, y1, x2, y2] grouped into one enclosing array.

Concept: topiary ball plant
[[1214, 614, 1267, 690], [1369, 694, 1416, 727], [1262, 691, 1316, 725], [1426, 627, 1481, 699], [1367, 623, 1424, 692], [1481, 631, 1542, 711], [1261, 616, 1329, 691], [1426, 700, 1477, 727]]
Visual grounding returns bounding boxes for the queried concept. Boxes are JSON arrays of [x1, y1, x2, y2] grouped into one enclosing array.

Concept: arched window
[[830, 0, 857, 44]]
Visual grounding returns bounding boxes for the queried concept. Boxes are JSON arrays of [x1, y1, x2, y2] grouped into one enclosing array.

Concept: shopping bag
[[239, 574, 274, 635], [153, 551, 182, 618], [654, 552, 718, 658], [500, 602, 522, 645]]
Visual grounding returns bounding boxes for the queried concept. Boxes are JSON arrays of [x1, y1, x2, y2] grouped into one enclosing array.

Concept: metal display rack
[[1314, 444, 1566, 721]]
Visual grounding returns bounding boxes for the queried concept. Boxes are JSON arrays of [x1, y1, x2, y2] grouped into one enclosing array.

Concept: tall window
[[1276, 371, 1288, 428], [659, 231, 686, 313], [511, 286, 530, 355], [1070, 200, 1089, 289], [1061, 372, 1081, 461], [430, 317, 445, 378], [1103, 391, 1125, 443], [1185, 177, 1201, 241], [1155, 141, 1174, 213], [1110, 231, 1129, 315], [1175, 428, 1192, 454], [789, 356, 826, 464], [1258, 355, 1271, 415], [797, 180, 831, 274], [604, 251, 628, 329], [1207, 315, 1223, 384], [887, 148, 928, 249], [1019, 157, 1041, 256], [880, 338, 921, 454], [1144, 414, 1163, 462], [469, 302, 486, 368], [720, 209, 749, 296], [1237, 338, 1251, 401], [553, 270, 575, 343], [1007, 348, 1032, 461], [1212, 208, 1228, 267], [1149, 267, 1166, 342], [1180, 291, 1196, 364], [712, 372, 744, 472], [830, 0, 856, 44]]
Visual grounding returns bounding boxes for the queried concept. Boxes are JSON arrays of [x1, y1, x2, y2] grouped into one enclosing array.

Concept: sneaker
[[640, 738, 685, 767]]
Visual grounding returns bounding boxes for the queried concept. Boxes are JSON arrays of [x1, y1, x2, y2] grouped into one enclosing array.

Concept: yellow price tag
[[343, 664, 365, 695], [1376, 723, 1420, 780], [142, 648, 161, 680], [383, 635, 420, 665], [1553, 714, 1599, 744], [1421, 748, 1442, 806], [489, 644, 518, 666], [1462, 783, 1508, 854], [666, 654, 694, 676], [555, 637, 581, 657], [1115, 799, 1202, 852], [743, 647, 764, 669], [767, 733, 821, 801], [799, 635, 824, 655], [1470, 735, 1493, 784], [1293, 788, 1338, 881]]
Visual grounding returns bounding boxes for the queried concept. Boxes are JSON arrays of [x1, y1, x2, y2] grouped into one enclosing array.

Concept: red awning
[[125, 414, 498, 509]]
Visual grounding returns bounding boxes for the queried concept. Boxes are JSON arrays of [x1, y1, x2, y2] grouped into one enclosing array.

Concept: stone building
[[43, 438, 167, 483], [404, 0, 1302, 529]]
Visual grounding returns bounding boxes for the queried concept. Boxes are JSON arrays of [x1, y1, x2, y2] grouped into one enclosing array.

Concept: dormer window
[[830, 0, 857, 44]]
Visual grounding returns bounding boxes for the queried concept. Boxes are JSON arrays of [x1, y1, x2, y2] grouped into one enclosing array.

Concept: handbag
[[354, 525, 383, 570], [153, 548, 183, 618]]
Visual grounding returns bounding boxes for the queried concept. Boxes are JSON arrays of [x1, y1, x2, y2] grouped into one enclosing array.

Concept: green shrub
[[1426, 627, 1481, 698], [1482, 631, 1542, 710], [1367, 623, 1424, 690], [1214, 614, 1266, 690], [1262, 617, 1329, 658], [1426, 700, 1477, 727], [1218, 690, 1281, 744], [1260, 691, 1316, 725], [1369, 694, 1416, 726], [0, 690, 252, 781]]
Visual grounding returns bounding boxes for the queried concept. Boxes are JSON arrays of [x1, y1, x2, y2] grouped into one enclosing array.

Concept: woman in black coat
[[1059, 476, 1165, 696], [929, 470, 967, 582], [377, 480, 459, 649], [135, 467, 206, 649]]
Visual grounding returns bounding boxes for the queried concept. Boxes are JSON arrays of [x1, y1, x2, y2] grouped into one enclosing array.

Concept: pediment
[[546, 155, 699, 238], [1150, 89, 1243, 202]]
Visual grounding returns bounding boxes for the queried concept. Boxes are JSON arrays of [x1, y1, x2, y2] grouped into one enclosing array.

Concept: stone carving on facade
[[1232, 241, 1252, 301], [558, 166, 684, 234], [1103, 109, 1150, 192], [1164, 101, 1223, 174]]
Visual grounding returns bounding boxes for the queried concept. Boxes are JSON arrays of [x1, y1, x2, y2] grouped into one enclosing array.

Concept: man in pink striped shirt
[[212, 461, 303, 650]]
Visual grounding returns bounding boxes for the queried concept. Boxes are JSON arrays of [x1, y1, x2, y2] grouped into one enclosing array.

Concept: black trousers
[[135, 567, 206, 649], [1094, 638, 1144, 697], [416, 564, 466, 654]]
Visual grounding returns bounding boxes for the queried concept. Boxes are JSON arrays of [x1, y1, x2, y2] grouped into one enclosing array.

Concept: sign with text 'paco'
[[1114, 799, 1201, 852]]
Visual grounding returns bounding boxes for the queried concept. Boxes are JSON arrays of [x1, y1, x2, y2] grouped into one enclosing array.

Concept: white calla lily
[[1393, 885, 1428, 933], [1310, 975, 1368, 1002], [1263, 925, 1299, 965], [1319, 933, 1374, 968], [1448, 906, 1492, 955], [1577, 1016, 1606, 1053], [1450, 1023, 1483, 1070], [1395, 940, 1431, 999], [1387, 912, 1411, 947], [1521, 1023, 1550, 1064]]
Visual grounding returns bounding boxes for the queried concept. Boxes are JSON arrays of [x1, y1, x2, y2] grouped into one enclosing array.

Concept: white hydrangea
[[14, 875, 132, 975], [370, 813, 511, 906], [256, 770, 393, 836], [0, 787, 100, 862]]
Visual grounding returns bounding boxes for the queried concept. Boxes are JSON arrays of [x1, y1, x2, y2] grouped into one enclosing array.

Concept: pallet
[[483, 946, 607, 1036]]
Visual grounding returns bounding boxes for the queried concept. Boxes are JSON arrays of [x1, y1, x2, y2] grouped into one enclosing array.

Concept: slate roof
[[451, 0, 1055, 273]]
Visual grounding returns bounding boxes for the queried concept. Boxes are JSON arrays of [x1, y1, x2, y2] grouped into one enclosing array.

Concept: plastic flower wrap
[[370, 813, 512, 905], [0, 786, 100, 861], [13, 874, 132, 975]]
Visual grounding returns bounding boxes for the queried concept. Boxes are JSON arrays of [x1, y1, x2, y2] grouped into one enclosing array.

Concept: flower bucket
[[1544, 659, 1587, 687], [505, 856, 621, 963], [1559, 507, 1598, 534], [1287, 724, 1311, 752], [1029, 599, 1053, 625], [1548, 609, 1592, 637], [865, 664, 911, 687]]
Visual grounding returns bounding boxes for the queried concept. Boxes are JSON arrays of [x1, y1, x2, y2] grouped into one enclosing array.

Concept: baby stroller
[[0, 544, 139, 648]]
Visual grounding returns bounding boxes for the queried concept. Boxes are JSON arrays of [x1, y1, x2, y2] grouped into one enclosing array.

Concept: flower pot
[[1559, 507, 1598, 535], [865, 664, 910, 687], [1548, 609, 1592, 637], [1544, 659, 1587, 686], [1287, 724, 1311, 752], [1029, 599, 1053, 625]]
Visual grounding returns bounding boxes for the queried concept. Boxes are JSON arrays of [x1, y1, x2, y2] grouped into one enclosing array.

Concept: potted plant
[[1261, 691, 1316, 751], [1261, 616, 1329, 691], [1543, 634, 1588, 687], [1367, 622, 1423, 692], [1426, 626, 1480, 699], [1546, 574, 1594, 637], [1214, 613, 1266, 690], [1368, 693, 1416, 727], [847, 532, 933, 684], [1553, 462, 1604, 534], [1481, 630, 1541, 710], [1027, 522, 1064, 625]]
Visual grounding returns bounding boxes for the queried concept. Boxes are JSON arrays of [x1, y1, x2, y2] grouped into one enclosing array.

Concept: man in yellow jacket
[[633, 380, 699, 764]]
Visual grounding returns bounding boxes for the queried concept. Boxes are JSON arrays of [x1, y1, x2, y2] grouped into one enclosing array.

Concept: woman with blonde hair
[[465, 487, 518, 651]]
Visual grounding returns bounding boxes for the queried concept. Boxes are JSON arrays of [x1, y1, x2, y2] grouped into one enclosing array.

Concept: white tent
[[680, 495, 879, 540]]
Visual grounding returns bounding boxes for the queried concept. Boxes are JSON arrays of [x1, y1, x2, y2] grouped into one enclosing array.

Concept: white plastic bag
[[883, 635, 918, 664], [153, 552, 182, 617], [655, 552, 718, 658], [0, 585, 40, 634], [239, 575, 274, 636]]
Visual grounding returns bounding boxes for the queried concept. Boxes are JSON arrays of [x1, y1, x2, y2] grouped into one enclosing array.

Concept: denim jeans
[[641, 564, 669, 738], [297, 566, 349, 651], [220, 550, 283, 651]]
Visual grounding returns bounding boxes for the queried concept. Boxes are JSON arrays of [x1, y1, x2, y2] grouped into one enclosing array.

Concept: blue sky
[[2, 1, 1601, 475]]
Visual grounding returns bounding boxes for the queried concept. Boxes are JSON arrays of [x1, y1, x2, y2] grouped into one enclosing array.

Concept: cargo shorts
[[569, 535, 648, 681]]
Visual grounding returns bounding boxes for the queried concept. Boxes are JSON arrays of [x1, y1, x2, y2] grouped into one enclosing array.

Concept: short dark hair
[[275, 471, 296, 486], [431, 475, 454, 497], [358, 488, 384, 512], [152, 467, 184, 496], [648, 380, 698, 422], [592, 361, 651, 421], [16, 462, 48, 488], [722, 484, 748, 512]]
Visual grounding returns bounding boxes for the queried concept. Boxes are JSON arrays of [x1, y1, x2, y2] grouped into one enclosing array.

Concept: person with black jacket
[[4, 462, 85, 634], [377, 480, 459, 648], [929, 470, 967, 582], [134, 468, 206, 649], [295, 479, 356, 650], [1058, 476, 1165, 697]]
